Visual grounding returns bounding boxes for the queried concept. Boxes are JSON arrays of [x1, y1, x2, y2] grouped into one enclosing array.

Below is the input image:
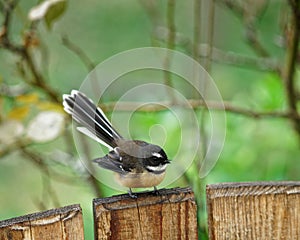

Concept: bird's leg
[[128, 188, 137, 198], [153, 186, 160, 195]]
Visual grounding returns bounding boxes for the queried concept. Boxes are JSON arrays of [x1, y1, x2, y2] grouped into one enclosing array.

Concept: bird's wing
[[93, 147, 130, 174]]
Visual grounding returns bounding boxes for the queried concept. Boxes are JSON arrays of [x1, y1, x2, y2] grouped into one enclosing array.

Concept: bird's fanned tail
[[63, 90, 122, 149]]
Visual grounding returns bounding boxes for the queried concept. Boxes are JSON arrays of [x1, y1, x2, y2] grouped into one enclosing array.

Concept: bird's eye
[[148, 156, 161, 166], [151, 156, 160, 161]]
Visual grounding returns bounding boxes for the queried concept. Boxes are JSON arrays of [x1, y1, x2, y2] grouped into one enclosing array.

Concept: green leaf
[[28, 0, 67, 30], [44, 0, 67, 30]]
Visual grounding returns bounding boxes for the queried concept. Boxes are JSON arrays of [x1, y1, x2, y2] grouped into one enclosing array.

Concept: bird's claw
[[128, 188, 138, 198]]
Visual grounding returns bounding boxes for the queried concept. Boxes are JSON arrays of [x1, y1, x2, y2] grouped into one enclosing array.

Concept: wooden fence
[[1, 182, 300, 239]]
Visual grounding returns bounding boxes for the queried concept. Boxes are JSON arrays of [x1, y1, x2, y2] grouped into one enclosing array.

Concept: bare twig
[[163, 0, 177, 103], [40, 174, 60, 209], [139, 0, 162, 26], [283, 0, 300, 140], [216, 0, 244, 17], [204, 0, 215, 73], [0, 139, 29, 159], [21, 148, 60, 208], [245, 25, 270, 57], [192, 0, 202, 99], [197, 4, 214, 236], [77, 134, 103, 198], [62, 35, 95, 71], [0, 132, 102, 198], [193, 0, 201, 60], [99, 100, 300, 120], [22, 49, 61, 103], [166, 0, 176, 51], [0, 0, 60, 103], [19, 147, 76, 184], [61, 35, 102, 95], [55, 121, 103, 197], [192, 1, 209, 236], [217, 0, 270, 57], [209, 46, 278, 72], [0, 0, 23, 54], [153, 27, 279, 72], [0, 138, 79, 186]]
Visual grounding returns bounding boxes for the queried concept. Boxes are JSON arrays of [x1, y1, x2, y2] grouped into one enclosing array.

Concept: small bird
[[63, 90, 170, 197]]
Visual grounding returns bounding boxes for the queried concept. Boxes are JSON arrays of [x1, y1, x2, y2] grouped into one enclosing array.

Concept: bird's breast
[[114, 171, 166, 188]]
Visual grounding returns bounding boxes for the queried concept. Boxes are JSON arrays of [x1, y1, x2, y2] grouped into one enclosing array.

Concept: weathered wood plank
[[0, 204, 84, 240], [93, 187, 198, 240], [207, 181, 300, 240]]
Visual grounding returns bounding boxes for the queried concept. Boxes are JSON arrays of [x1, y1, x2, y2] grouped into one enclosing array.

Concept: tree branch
[[61, 35, 95, 71], [21, 148, 60, 208], [283, 0, 300, 139], [0, 0, 23, 54], [0, 0, 60, 103], [77, 133, 103, 198], [99, 99, 300, 120], [153, 27, 279, 72], [217, 0, 270, 57], [163, 0, 177, 103], [22, 48, 61, 103]]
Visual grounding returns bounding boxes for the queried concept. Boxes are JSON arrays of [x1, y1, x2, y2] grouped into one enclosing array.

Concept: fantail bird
[[62, 90, 170, 197]]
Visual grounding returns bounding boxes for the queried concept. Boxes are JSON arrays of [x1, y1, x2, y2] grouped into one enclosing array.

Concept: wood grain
[[207, 181, 300, 240], [0, 204, 84, 240], [93, 187, 198, 240]]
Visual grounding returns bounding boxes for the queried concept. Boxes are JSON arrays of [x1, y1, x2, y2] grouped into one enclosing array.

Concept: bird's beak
[[165, 159, 171, 164]]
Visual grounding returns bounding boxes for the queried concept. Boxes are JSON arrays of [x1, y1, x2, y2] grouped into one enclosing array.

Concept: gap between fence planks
[[93, 187, 198, 240], [0, 204, 84, 240], [206, 181, 300, 240]]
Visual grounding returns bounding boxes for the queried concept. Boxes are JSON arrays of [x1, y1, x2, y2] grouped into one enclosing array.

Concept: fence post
[[93, 187, 198, 240], [206, 181, 300, 240], [0, 204, 84, 240]]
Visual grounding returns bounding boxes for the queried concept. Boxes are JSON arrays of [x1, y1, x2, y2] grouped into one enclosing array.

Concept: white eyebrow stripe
[[152, 152, 163, 158], [146, 164, 168, 172]]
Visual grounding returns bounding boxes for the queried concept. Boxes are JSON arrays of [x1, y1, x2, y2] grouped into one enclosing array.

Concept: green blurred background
[[0, 0, 299, 239]]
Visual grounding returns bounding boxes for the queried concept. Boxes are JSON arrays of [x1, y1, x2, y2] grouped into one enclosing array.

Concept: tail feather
[[63, 90, 122, 148]]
